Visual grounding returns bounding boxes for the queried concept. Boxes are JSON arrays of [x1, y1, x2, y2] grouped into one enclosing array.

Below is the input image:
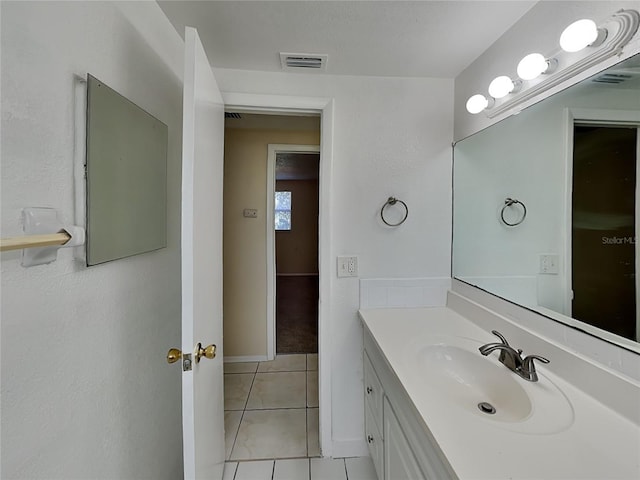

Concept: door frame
[[223, 93, 334, 457], [563, 107, 640, 337], [267, 144, 321, 361]]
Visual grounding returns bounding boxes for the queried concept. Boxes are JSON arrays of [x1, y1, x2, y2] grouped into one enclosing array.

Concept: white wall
[[1, 2, 184, 478], [214, 68, 453, 453]]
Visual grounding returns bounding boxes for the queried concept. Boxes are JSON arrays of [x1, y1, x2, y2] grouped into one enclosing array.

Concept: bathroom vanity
[[360, 292, 640, 480]]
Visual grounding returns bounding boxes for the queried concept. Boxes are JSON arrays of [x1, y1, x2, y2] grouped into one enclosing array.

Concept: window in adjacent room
[[275, 191, 292, 230]]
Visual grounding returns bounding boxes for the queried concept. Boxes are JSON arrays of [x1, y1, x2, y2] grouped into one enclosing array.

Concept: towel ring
[[381, 197, 408, 227], [501, 197, 527, 226]]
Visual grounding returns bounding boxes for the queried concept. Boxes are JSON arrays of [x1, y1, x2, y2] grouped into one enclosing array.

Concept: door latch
[[182, 353, 193, 371]]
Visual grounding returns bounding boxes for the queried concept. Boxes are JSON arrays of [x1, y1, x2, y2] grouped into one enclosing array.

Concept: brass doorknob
[[195, 342, 216, 363], [167, 348, 182, 364]]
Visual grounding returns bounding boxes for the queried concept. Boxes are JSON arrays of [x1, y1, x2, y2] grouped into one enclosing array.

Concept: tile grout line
[[305, 355, 309, 453], [228, 368, 258, 461], [305, 399, 309, 458]]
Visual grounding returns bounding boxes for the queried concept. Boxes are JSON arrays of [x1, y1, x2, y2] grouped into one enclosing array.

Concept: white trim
[[224, 355, 269, 364], [223, 93, 330, 113], [330, 439, 369, 459], [267, 143, 320, 362], [224, 93, 334, 457], [562, 108, 575, 317]]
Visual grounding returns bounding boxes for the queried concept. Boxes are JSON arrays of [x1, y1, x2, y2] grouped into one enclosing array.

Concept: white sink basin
[[419, 344, 532, 422], [409, 335, 574, 435]]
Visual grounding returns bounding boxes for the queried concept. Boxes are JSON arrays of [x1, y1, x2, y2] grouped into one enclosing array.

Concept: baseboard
[[224, 355, 270, 363], [329, 438, 369, 458]]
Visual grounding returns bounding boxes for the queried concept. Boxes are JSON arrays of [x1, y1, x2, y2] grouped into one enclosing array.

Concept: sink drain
[[478, 402, 496, 415]]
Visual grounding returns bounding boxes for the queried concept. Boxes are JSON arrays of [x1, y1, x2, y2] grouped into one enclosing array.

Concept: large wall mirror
[[453, 52, 640, 353]]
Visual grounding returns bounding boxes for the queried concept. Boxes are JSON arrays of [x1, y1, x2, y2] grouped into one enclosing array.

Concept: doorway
[[571, 124, 639, 341], [221, 113, 322, 461], [272, 148, 320, 354]]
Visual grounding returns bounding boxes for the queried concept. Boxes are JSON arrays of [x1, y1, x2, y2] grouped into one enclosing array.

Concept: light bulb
[[560, 19, 605, 52], [488, 76, 518, 99], [465, 94, 490, 114], [517, 53, 549, 80]]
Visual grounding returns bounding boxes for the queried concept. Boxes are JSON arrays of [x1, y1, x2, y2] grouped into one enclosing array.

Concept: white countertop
[[360, 307, 640, 480]]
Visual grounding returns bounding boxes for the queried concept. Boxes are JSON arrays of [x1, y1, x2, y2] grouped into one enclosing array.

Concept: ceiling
[[158, 1, 537, 78]]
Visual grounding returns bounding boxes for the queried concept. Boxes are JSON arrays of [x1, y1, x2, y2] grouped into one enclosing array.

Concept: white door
[[181, 26, 226, 479]]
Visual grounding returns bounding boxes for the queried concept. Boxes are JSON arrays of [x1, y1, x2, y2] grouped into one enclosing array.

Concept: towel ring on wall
[[501, 197, 527, 226], [381, 197, 408, 227]]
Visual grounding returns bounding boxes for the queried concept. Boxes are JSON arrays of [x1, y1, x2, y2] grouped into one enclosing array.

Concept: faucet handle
[[491, 330, 510, 345], [523, 354, 549, 365], [521, 355, 550, 379]]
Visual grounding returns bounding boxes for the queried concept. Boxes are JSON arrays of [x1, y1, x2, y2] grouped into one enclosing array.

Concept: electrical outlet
[[539, 254, 559, 274], [243, 209, 258, 218], [337, 256, 358, 277]]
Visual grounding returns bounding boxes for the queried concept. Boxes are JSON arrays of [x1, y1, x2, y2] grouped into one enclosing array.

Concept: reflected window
[[275, 191, 292, 230]]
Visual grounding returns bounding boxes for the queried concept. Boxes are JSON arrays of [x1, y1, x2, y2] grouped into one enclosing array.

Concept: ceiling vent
[[592, 73, 633, 84], [280, 53, 328, 72], [591, 68, 640, 85]]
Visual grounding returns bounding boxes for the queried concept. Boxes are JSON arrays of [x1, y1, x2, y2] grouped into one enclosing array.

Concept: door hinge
[[183, 353, 193, 371]]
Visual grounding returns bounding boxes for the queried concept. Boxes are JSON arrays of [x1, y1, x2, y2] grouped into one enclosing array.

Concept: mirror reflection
[[453, 53, 640, 349]]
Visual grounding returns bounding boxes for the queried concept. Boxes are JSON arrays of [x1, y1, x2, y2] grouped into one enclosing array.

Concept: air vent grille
[[225, 112, 242, 119], [280, 53, 328, 72], [592, 73, 633, 84]]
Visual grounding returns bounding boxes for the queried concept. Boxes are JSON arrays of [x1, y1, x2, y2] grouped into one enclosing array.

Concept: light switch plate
[[337, 256, 358, 277], [243, 209, 258, 218]]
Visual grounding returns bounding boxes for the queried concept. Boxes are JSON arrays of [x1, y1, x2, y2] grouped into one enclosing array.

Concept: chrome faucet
[[479, 330, 550, 382]]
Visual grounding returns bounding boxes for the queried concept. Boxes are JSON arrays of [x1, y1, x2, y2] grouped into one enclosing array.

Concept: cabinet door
[[365, 402, 384, 480], [384, 399, 426, 480], [364, 352, 384, 432]]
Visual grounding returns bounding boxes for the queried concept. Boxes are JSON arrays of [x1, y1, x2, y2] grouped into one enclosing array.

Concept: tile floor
[[224, 354, 319, 461], [223, 354, 376, 480], [223, 457, 377, 480]]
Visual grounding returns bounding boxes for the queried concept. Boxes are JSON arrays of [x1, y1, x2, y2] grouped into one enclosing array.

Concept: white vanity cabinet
[[363, 328, 457, 480], [364, 353, 384, 479], [364, 352, 385, 478], [383, 398, 427, 479]]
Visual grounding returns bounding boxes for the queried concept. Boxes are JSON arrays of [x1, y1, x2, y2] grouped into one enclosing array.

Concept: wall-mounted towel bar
[[1, 208, 85, 267], [1, 232, 72, 252]]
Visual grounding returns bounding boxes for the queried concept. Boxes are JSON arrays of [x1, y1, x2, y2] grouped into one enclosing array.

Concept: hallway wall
[[1, 3, 184, 478], [223, 128, 320, 358]]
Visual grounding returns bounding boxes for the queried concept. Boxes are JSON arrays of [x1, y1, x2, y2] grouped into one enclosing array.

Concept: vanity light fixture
[[488, 76, 521, 99], [468, 9, 639, 119], [517, 53, 558, 80], [465, 94, 494, 114], [559, 19, 607, 53]]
